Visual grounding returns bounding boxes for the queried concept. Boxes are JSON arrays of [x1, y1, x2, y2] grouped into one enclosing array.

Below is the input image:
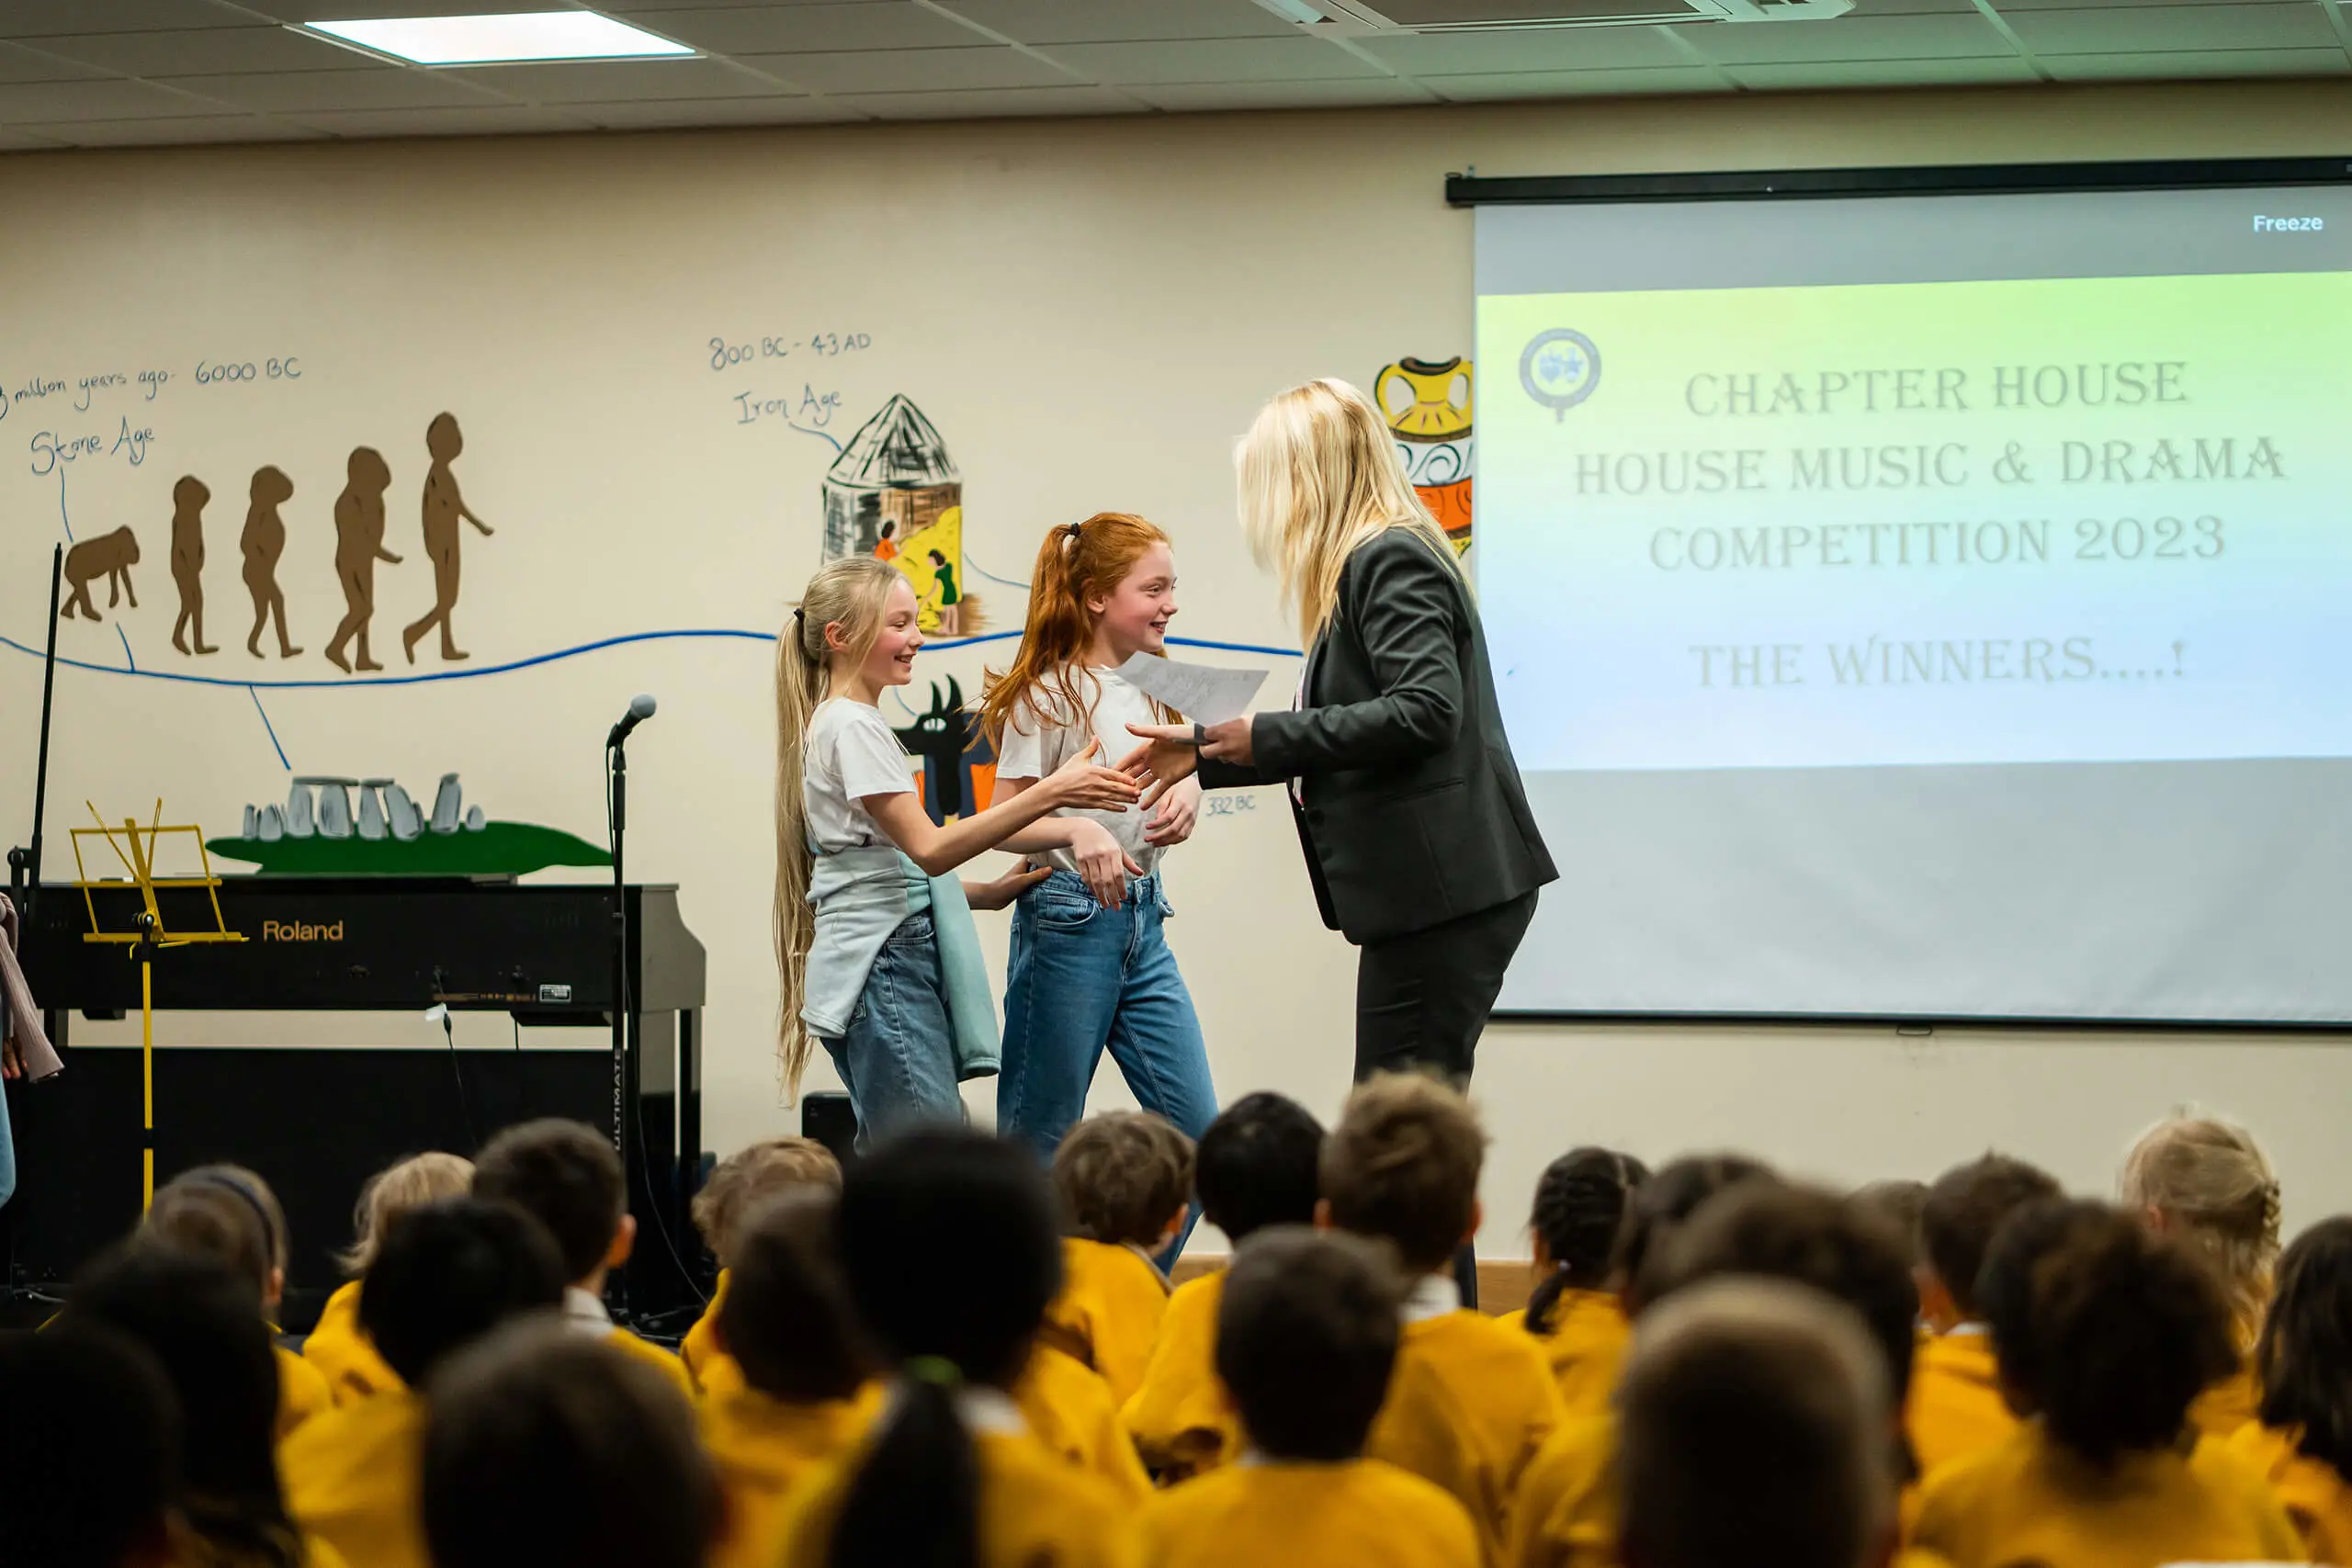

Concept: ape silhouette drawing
[[402, 412, 492, 664], [326, 446, 401, 672], [242, 466, 300, 660], [169, 475, 215, 654]]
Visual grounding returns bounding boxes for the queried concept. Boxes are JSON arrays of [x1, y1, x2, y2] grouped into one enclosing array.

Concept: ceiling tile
[[290, 104, 605, 136], [1844, 0, 1980, 11], [570, 94, 872, 127], [1354, 27, 1687, 73], [456, 56, 797, 103], [734, 44, 1073, 90], [0, 41, 110, 84], [0, 77, 238, 123], [149, 66, 507, 112], [610, 4, 986, 53], [0, 0, 258, 39], [934, 0, 1297, 44], [26, 25, 384, 77], [0, 126, 70, 147], [831, 83, 1149, 116], [2044, 46, 2351, 79], [2005, 4, 2340, 54], [1677, 12, 2013, 63], [245, 0, 615, 17], [1724, 54, 2042, 88], [1127, 75, 1442, 109], [24, 113, 327, 145], [1426, 64, 1728, 98], [1029, 36, 1382, 83]]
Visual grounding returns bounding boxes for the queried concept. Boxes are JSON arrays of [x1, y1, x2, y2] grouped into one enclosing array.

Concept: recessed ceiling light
[[300, 13, 695, 66]]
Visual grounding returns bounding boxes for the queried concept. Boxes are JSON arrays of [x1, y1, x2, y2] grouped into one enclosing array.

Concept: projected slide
[[1476, 182, 2352, 1022]]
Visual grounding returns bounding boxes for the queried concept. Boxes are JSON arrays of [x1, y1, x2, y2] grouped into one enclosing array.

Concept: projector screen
[[1477, 174, 2352, 1023]]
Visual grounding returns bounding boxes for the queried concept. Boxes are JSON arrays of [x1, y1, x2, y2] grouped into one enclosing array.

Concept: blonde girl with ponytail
[[775, 557, 1137, 1147]]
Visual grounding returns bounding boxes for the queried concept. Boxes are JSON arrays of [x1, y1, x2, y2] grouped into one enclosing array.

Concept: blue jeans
[[820, 912, 964, 1151], [999, 872, 1217, 1255]]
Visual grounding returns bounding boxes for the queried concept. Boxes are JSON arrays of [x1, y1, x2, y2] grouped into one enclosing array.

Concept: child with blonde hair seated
[[305, 1151, 471, 1405], [1500, 1148, 1648, 1421], [1911, 1198, 2299, 1568], [683, 1135, 842, 1399], [2229, 1215, 2352, 1562], [1043, 1109, 1194, 1404], [2120, 1113, 2280, 1437], [1321, 1075, 1565, 1566], [1909, 1154, 2061, 1473], [1138, 1227, 1478, 1568]]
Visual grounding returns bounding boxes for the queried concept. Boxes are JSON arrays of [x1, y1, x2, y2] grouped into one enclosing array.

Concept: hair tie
[[905, 1355, 964, 1388], [792, 607, 806, 626]]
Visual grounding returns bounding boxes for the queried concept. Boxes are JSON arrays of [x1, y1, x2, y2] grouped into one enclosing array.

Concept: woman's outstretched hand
[[1119, 719, 1250, 807]]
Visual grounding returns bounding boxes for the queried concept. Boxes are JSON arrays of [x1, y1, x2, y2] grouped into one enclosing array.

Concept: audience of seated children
[[305, 1152, 472, 1405], [2120, 1113, 2280, 1438], [1503, 1154, 1781, 1568], [699, 1190, 877, 1568], [470, 1116, 695, 1398], [1043, 1109, 1195, 1405], [65, 1244, 340, 1568], [421, 1320, 724, 1568], [141, 1163, 334, 1440], [0, 1325, 181, 1568], [1852, 1179, 1929, 1255], [1908, 1154, 2063, 1473], [1012, 1326, 1156, 1505], [1124, 1090, 1326, 1478], [1138, 1226, 1480, 1568], [768, 1127, 1135, 1568], [1319, 1074, 1566, 1567], [684, 1134, 842, 1400], [1500, 1148, 1649, 1420], [2230, 1214, 2352, 1562], [1911, 1197, 2300, 1568], [1617, 1279, 1899, 1568], [280, 1200, 568, 1568]]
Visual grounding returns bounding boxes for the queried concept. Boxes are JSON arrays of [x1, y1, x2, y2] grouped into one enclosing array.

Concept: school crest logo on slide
[[1520, 329, 1600, 420]]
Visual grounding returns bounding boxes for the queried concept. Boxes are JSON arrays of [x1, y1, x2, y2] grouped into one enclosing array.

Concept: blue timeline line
[[247, 686, 290, 770], [0, 626, 1301, 692]]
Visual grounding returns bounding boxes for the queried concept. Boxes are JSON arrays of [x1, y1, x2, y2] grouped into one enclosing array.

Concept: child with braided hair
[[1498, 1149, 1648, 1419]]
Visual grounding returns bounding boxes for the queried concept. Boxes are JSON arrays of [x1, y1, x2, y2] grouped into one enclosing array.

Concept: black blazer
[[1201, 529, 1556, 945]]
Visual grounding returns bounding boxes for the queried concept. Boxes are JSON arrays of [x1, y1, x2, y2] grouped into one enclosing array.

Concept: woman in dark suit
[[1125, 378, 1556, 1089]]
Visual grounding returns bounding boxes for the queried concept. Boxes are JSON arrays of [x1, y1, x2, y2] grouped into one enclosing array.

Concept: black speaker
[[801, 1091, 856, 1166]]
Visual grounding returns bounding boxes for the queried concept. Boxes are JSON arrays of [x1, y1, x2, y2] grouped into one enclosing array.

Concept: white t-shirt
[[994, 669, 1165, 878], [803, 697, 918, 853]]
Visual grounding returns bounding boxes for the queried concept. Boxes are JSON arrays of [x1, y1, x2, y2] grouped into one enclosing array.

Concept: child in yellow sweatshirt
[[683, 1134, 842, 1402], [1321, 1075, 1566, 1567], [1124, 1090, 1326, 1480], [1911, 1197, 2300, 1568], [1139, 1226, 1478, 1568], [2228, 1215, 2352, 1563], [421, 1320, 724, 1568], [140, 1163, 334, 1442], [1042, 1109, 1194, 1405], [471, 1116, 693, 1400], [1499, 1149, 1647, 1422], [307, 1152, 473, 1406], [1909, 1154, 2061, 1476]]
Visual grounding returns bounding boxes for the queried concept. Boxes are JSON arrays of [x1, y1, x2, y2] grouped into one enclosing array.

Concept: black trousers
[[1352, 890, 1539, 1307]]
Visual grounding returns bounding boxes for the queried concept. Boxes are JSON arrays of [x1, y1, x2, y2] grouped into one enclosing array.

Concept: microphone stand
[[7, 545, 63, 920], [605, 732, 631, 1319]]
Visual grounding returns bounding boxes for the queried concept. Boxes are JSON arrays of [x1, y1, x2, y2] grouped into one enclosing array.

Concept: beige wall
[[7, 81, 2352, 1257]]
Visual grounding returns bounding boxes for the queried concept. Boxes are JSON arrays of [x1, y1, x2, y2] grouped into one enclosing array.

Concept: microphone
[[607, 693, 657, 748]]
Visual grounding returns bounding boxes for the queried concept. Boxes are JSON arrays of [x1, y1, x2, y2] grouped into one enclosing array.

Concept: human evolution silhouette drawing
[[65, 412, 496, 670]]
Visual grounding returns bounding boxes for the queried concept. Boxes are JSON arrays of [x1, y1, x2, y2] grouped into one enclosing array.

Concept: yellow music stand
[[71, 801, 246, 1208]]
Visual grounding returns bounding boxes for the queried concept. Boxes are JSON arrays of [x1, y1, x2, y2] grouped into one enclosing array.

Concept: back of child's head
[[691, 1135, 842, 1270], [827, 1128, 1063, 1568], [423, 1320, 719, 1568], [2119, 1112, 2280, 1326], [340, 1151, 473, 1275], [65, 1243, 295, 1565], [1618, 1278, 1893, 1568], [0, 1325, 180, 1568], [1979, 1196, 2235, 1465], [1642, 1183, 1920, 1427], [1193, 1091, 1325, 1245], [1850, 1180, 1928, 1257], [715, 1189, 866, 1404], [1919, 1154, 2062, 1321], [2257, 1216, 2352, 1482], [1052, 1110, 1195, 1248], [1524, 1146, 1650, 1333], [1215, 1225, 1402, 1461], [144, 1164, 288, 1303], [980, 512, 1172, 747], [1321, 1073, 1487, 1274], [1613, 1154, 1780, 1313], [471, 1117, 626, 1283], [357, 1198, 569, 1387]]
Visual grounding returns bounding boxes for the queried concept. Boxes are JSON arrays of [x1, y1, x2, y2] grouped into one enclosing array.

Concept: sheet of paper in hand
[[1115, 652, 1270, 728]]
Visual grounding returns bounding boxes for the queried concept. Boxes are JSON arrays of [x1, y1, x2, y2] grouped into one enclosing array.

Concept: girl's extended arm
[[989, 774, 1141, 908], [860, 739, 1136, 878]]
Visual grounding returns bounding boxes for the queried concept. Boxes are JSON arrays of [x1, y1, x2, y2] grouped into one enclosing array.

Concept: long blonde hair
[[337, 1151, 472, 1275], [2120, 1112, 2281, 1327], [775, 557, 903, 1100], [1238, 378, 1462, 649]]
